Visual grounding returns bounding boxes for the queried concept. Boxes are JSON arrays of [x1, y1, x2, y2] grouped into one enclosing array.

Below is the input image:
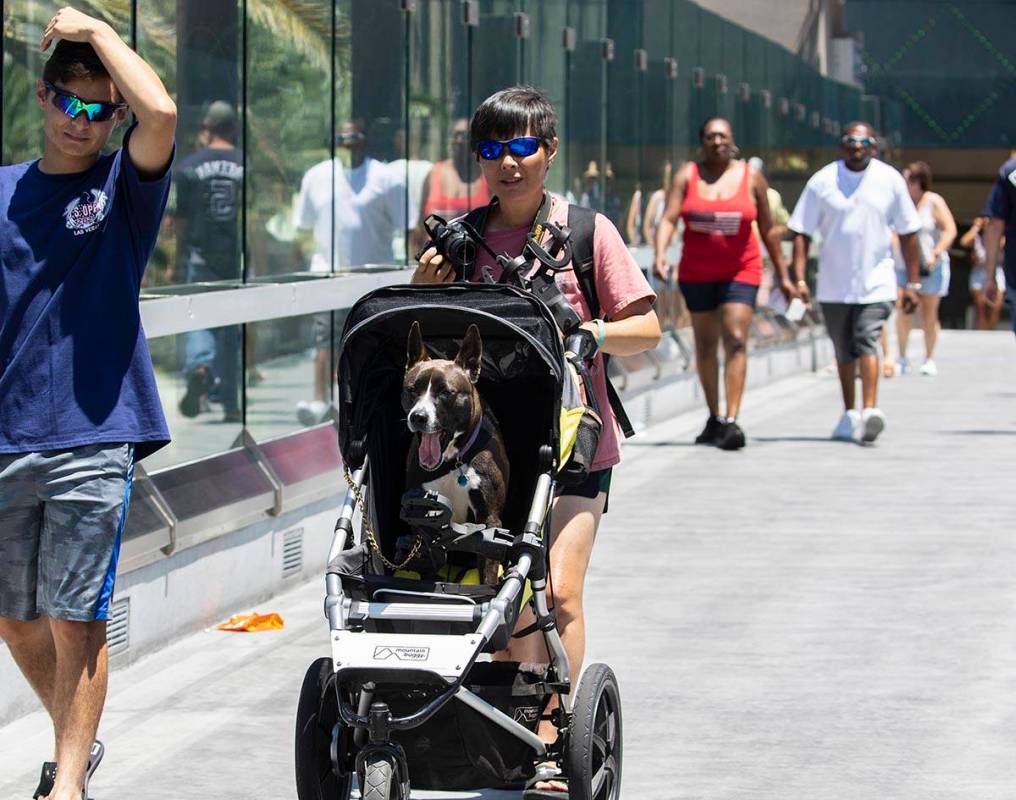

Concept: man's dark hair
[[42, 40, 111, 85], [470, 86, 557, 151], [699, 116, 733, 141], [842, 120, 878, 139]]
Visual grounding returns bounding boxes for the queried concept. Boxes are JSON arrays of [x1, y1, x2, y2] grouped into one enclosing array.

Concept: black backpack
[[460, 201, 635, 439]]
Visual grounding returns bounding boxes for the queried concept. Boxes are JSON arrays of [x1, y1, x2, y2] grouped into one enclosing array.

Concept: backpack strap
[[567, 204, 636, 439]]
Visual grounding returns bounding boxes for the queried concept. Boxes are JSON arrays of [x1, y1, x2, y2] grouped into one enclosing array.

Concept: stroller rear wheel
[[566, 663, 623, 800], [295, 657, 353, 800]]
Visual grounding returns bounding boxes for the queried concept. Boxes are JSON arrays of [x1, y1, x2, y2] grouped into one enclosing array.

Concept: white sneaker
[[296, 399, 329, 426], [919, 359, 938, 376], [832, 410, 862, 441], [896, 357, 911, 375], [861, 407, 886, 443]]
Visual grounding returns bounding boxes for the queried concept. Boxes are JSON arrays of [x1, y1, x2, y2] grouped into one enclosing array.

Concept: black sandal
[[32, 740, 105, 800], [84, 740, 105, 800], [32, 762, 57, 799]]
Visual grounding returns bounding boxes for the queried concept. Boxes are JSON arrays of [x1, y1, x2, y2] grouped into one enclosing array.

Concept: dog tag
[[457, 473, 469, 487]]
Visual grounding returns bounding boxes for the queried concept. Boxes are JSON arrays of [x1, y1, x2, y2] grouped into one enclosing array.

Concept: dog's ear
[[407, 321, 430, 368], [455, 324, 482, 384]]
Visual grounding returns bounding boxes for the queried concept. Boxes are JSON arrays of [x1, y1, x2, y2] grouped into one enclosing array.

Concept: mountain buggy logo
[[373, 646, 430, 662], [64, 189, 110, 235], [513, 706, 541, 724]]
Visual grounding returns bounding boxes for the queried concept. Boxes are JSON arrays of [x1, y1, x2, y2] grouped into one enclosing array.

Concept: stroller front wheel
[[295, 657, 353, 800], [566, 663, 623, 800], [360, 754, 399, 800]]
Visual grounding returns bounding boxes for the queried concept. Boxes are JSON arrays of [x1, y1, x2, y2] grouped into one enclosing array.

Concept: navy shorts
[[556, 468, 612, 514], [679, 279, 759, 312]]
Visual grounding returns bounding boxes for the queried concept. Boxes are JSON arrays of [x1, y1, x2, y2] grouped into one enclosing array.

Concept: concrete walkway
[[2, 331, 1014, 799]]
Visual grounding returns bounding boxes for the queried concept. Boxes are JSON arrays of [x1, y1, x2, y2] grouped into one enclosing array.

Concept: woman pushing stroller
[[413, 85, 661, 797]]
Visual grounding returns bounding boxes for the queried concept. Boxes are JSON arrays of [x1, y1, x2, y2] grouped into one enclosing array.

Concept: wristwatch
[[905, 281, 923, 291]]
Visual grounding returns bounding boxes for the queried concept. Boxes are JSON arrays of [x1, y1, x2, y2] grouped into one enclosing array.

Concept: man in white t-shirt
[[789, 122, 922, 443], [292, 120, 406, 424], [295, 119, 405, 272]]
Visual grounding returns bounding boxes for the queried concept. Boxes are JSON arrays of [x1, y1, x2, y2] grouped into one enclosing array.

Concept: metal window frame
[[141, 270, 411, 338]]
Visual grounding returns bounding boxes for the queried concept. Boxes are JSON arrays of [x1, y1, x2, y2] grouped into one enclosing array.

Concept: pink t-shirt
[[474, 196, 655, 471]]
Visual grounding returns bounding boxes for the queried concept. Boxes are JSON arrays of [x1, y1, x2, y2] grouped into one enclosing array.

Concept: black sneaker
[[178, 367, 209, 418], [695, 415, 724, 445], [717, 420, 746, 450]]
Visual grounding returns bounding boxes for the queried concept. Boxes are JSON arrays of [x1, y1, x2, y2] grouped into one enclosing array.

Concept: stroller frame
[[325, 458, 569, 754], [296, 285, 622, 800]]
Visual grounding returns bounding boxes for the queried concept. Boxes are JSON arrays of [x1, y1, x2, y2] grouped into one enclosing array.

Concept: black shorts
[[556, 468, 612, 513], [820, 301, 893, 363], [679, 279, 759, 312]]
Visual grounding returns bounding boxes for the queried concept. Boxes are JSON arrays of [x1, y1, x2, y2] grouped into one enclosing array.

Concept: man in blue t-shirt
[[982, 154, 1016, 333], [0, 8, 175, 799]]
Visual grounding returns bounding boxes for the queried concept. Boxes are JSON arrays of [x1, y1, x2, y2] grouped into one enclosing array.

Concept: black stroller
[[294, 283, 622, 800]]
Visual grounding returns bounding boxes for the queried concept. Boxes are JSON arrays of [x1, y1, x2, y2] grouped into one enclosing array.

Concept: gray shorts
[[821, 301, 893, 363], [0, 443, 134, 622]]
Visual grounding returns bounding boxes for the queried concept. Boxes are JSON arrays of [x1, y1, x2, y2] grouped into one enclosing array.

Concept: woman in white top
[[895, 161, 956, 376], [961, 216, 1007, 330]]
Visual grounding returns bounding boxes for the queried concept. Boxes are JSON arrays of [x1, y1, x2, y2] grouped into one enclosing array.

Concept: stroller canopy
[[337, 283, 566, 474]]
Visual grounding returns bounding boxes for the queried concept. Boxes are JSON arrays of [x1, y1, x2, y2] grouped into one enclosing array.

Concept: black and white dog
[[403, 321, 509, 540]]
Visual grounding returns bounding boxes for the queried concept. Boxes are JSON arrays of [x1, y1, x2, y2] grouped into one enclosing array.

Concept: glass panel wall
[[146, 325, 244, 471], [137, 0, 243, 290], [1, 0, 869, 472], [246, 310, 348, 442], [328, 0, 409, 271], [246, 1, 331, 282], [407, 1, 478, 259]]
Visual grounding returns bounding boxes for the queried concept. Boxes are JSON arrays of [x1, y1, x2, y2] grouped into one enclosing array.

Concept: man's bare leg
[[0, 616, 59, 725], [836, 359, 857, 410], [859, 353, 881, 408], [46, 619, 108, 800]]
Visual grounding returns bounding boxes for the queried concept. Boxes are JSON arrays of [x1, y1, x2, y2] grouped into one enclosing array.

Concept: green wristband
[[594, 318, 607, 348]]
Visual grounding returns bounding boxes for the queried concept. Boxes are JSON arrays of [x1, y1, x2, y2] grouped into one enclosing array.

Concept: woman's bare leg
[[499, 492, 606, 792]]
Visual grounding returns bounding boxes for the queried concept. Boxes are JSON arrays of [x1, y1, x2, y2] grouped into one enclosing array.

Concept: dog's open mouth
[[418, 431, 446, 471]]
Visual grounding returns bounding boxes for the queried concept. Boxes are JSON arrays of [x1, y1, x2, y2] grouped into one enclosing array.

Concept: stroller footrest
[[347, 599, 485, 625]]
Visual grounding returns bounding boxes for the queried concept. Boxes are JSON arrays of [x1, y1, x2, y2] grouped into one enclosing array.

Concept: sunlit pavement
[[2, 331, 1014, 800]]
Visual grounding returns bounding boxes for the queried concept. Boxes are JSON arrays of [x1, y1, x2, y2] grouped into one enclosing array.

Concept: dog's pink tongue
[[419, 432, 443, 470]]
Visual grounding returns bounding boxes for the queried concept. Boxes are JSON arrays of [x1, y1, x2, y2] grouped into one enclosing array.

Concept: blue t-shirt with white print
[[0, 125, 172, 460], [985, 156, 1016, 283]]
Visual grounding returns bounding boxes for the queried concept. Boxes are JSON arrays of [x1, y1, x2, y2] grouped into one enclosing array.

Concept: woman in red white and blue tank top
[[653, 117, 798, 449]]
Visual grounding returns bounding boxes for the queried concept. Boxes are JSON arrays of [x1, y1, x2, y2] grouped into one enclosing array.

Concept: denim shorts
[[679, 279, 759, 312], [0, 443, 134, 622], [897, 257, 950, 297]]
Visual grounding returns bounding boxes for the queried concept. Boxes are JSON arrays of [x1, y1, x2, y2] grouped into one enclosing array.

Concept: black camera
[[419, 214, 483, 280]]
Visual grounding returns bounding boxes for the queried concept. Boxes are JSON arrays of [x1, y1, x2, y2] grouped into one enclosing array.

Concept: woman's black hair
[[699, 116, 734, 141], [470, 86, 557, 151]]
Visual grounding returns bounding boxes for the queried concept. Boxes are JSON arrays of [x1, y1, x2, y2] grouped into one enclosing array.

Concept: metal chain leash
[[343, 466, 423, 572]]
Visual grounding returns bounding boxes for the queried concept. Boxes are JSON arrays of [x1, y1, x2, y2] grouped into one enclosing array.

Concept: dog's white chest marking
[[423, 466, 481, 524]]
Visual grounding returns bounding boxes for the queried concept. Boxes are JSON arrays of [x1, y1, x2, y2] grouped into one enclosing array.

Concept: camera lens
[[447, 233, 477, 267]]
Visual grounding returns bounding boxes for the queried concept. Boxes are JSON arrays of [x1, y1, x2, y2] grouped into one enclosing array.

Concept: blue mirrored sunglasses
[[841, 135, 875, 147], [45, 81, 126, 122], [476, 136, 541, 161]]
